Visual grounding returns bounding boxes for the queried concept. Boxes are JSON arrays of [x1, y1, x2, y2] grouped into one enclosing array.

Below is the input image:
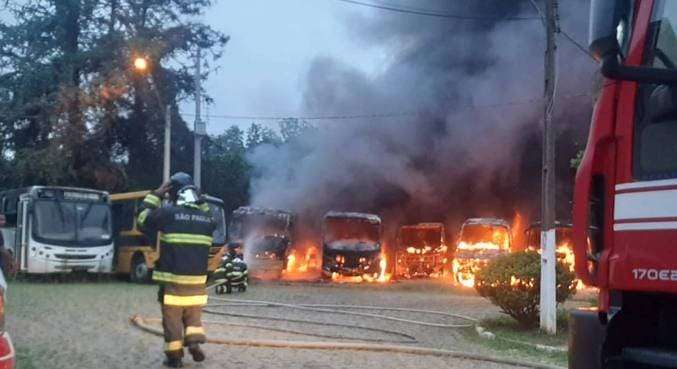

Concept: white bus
[[0, 186, 114, 274]]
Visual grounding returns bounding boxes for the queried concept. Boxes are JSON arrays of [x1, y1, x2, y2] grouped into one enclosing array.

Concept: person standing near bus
[[136, 172, 216, 368]]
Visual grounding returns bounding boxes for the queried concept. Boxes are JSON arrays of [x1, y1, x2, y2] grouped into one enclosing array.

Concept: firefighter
[[137, 172, 216, 368], [214, 241, 248, 294]]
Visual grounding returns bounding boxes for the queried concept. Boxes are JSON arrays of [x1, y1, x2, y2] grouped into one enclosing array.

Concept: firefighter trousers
[[158, 285, 207, 359]]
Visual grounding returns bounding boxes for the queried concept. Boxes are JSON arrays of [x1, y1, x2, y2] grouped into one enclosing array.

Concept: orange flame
[[452, 259, 475, 288], [282, 244, 320, 281], [377, 252, 391, 282], [330, 251, 391, 283]]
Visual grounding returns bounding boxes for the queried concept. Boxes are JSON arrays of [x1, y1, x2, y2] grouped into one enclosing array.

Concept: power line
[[333, 0, 540, 21], [560, 30, 594, 60], [179, 93, 591, 121], [527, 0, 594, 61]]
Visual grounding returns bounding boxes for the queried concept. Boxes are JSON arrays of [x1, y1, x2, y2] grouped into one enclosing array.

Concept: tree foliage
[[474, 251, 577, 328], [0, 0, 228, 191], [0, 1, 312, 215]]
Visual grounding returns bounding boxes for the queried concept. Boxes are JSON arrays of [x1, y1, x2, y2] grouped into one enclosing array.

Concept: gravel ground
[[8, 279, 562, 369]]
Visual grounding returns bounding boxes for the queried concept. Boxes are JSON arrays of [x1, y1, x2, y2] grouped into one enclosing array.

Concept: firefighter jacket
[[214, 253, 248, 283], [137, 192, 216, 306]]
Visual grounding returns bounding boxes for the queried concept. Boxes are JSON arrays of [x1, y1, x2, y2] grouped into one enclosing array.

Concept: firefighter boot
[[188, 343, 206, 362], [163, 357, 183, 368]]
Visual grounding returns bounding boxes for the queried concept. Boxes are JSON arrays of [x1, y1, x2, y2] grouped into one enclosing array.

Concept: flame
[[282, 244, 320, 280], [527, 239, 586, 290], [287, 253, 297, 271], [377, 252, 390, 282], [454, 238, 508, 288], [453, 259, 475, 288], [331, 272, 366, 283], [458, 241, 503, 251], [330, 252, 391, 283], [555, 242, 585, 290]]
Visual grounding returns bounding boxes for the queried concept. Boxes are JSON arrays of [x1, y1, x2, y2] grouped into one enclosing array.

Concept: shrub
[[474, 251, 577, 328]]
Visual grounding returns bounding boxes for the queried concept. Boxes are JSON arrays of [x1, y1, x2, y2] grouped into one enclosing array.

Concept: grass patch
[[15, 345, 39, 369], [464, 311, 570, 367]]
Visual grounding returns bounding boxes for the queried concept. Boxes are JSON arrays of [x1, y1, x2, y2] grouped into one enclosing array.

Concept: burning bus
[[453, 218, 511, 288], [321, 211, 382, 280], [525, 222, 590, 290], [394, 223, 449, 279], [524, 222, 575, 266], [229, 206, 295, 278]]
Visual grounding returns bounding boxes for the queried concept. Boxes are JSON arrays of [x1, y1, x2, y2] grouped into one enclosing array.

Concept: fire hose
[[130, 296, 565, 369]]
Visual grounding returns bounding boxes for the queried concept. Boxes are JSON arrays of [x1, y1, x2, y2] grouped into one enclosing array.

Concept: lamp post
[[133, 56, 171, 182]]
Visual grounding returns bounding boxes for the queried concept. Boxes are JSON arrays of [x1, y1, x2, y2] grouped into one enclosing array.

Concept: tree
[[202, 126, 251, 213], [0, 0, 228, 191], [278, 118, 314, 143], [246, 122, 281, 149]]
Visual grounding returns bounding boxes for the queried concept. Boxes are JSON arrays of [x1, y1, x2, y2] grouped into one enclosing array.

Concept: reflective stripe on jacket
[[137, 192, 216, 306]]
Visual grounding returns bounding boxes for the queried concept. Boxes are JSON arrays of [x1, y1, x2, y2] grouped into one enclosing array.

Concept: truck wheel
[[130, 254, 150, 283], [569, 308, 605, 369]]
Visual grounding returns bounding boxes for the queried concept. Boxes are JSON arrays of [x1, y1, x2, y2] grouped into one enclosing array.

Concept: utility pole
[[194, 48, 205, 188], [540, 0, 558, 335], [163, 104, 171, 182]]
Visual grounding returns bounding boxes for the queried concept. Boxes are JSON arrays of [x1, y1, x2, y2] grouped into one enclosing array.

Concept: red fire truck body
[[571, 1, 677, 368]]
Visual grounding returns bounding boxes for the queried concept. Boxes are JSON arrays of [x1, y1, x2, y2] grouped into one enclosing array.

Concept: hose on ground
[[140, 316, 413, 344], [209, 297, 476, 328], [130, 315, 563, 369], [202, 308, 418, 343]]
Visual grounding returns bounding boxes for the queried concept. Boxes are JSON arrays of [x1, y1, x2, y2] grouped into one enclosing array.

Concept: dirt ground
[[8, 279, 567, 369]]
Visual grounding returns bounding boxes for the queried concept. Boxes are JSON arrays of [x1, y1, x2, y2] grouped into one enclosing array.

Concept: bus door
[[15, 196, 29, 272]]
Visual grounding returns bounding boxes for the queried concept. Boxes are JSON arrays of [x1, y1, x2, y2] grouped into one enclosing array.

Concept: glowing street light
[[133, 57, 149, 72]]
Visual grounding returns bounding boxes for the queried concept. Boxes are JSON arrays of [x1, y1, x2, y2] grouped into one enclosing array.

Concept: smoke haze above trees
[[247, 0, 596, 236]]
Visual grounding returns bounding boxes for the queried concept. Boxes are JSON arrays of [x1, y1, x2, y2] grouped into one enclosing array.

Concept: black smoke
[[247, 0, 596, 243]]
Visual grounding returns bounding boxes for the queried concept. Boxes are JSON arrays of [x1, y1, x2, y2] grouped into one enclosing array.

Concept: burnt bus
[[395, 223, 448, 279], [322, 211, 382, 279], [229, 206, 295, 276], [453, 218, 511, 287]]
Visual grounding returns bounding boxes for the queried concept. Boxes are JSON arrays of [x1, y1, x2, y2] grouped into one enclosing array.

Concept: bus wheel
[[130, 254, 149, 283]]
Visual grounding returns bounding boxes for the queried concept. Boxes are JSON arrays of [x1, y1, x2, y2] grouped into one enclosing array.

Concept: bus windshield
[[324, 218, 380, 243], [400, 227, 442, 248], [33, 200, 112, 245]]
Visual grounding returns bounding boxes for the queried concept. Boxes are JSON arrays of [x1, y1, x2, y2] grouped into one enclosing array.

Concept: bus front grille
[[54, 254, 97, 260]]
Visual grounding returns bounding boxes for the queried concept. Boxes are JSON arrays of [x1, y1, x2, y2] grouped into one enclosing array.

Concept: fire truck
[[570, 1, 677, 368]]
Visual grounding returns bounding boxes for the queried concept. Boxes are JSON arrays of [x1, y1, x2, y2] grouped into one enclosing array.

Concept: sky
[[182, 0, 390, 135]]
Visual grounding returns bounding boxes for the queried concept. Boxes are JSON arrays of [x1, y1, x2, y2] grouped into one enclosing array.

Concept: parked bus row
[[0, 185, 563, 286], [0, 186, 228, 281]]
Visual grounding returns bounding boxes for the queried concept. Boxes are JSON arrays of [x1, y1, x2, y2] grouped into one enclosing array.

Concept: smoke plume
[[247, 0, 596, 242]]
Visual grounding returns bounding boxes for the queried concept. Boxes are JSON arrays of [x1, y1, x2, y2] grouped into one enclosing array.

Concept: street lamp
[[132, 55, 171, 182], [133, 57, 149, 72]]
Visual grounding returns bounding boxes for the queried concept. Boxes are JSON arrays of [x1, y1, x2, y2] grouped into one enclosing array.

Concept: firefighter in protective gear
[[213, 241, 248, 294], [137, 172, 216, 368]]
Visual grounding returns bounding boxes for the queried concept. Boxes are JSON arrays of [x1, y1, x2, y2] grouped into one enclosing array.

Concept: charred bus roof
[[461, 218, 510, 229], [231, 206, 295, 220], [323, 211, 381, 224]]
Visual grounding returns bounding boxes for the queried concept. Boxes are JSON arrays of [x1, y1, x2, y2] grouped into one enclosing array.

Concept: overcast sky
[[182, 0, 388, 134]]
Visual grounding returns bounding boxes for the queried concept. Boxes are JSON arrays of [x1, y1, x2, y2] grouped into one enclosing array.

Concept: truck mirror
[[588, 0, 629, 61]]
